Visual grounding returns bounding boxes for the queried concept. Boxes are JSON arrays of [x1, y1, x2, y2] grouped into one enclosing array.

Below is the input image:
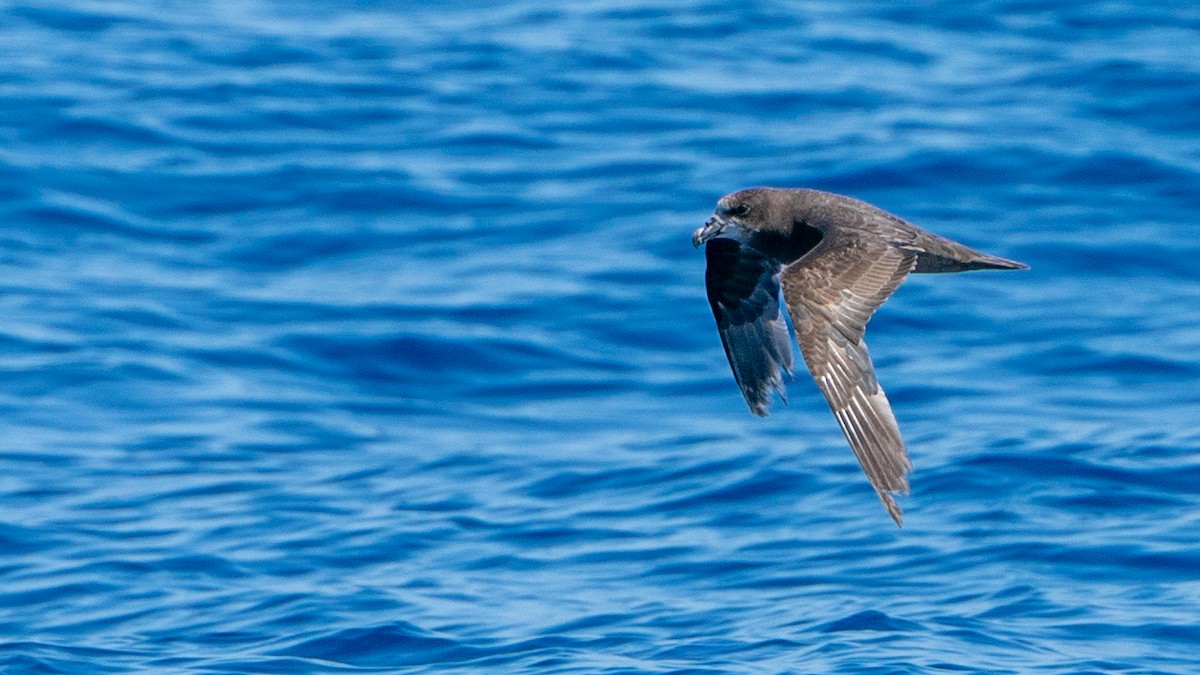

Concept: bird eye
[[729, 204, 751, 217]]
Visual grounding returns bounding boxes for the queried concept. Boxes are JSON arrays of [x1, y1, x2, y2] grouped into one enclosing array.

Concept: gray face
[[692, 190, 766, 247]]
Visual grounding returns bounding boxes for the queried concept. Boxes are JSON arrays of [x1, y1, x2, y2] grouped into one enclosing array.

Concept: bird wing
[[703, 238, 794, 416], [781, 231, 918, 525]]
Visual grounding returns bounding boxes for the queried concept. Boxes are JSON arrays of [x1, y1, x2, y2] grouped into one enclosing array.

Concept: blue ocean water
[[2, 1, 1199, 672]]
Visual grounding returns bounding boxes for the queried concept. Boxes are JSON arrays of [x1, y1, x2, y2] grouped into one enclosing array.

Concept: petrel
[[693, 187, 1027, 526]]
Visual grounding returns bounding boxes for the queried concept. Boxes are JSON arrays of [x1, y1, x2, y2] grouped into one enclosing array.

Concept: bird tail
[[909, 232, 1028, 273], [957, 252, 1029, 271]]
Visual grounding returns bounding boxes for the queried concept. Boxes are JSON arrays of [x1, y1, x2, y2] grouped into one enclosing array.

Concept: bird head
[[692, 189, 771, 247]]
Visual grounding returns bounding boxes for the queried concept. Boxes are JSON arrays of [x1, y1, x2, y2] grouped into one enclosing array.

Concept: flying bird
[[693, 187, 1027, 526]]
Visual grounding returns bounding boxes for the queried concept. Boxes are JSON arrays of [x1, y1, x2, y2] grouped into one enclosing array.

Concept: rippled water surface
[[3, 1, 1200, 673]]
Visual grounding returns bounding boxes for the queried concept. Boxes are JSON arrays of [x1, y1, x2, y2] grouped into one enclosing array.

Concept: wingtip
[[743, 381, 789, 417], [880, 491, 905, 527], [744, 394, 771, 417]]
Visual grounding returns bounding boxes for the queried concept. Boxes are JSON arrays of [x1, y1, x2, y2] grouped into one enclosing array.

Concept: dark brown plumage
[[694, 187, 1027, 525]]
